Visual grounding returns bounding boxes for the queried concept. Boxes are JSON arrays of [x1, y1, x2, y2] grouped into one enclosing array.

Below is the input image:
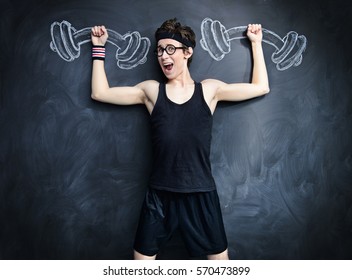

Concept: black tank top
[[149, 82, 216, 193]]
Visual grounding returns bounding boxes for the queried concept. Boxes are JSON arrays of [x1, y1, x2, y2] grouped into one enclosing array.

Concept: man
[[91, 18, 269, 260]]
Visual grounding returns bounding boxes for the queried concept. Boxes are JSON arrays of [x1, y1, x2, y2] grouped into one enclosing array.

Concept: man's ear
[[184, 47, 193, 59]]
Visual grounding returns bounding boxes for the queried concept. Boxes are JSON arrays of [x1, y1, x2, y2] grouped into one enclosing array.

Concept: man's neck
[[167, 69, 193, 87]]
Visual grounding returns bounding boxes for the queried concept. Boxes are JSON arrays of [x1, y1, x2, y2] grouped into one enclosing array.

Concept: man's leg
[[207, 249, 229, 260], [180, 191, 229, 259], [134, 250, 157, 260], [134, 189, 176, 260]]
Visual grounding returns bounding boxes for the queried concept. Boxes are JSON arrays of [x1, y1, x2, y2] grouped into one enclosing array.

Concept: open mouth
[[164, 63, 173, 71]]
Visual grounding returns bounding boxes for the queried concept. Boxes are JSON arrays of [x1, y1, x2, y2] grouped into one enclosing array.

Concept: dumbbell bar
[[200, 18, 307, 71], [50, 20, 150, 70]]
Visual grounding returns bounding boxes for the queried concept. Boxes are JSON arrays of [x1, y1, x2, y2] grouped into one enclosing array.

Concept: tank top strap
[[192, 82, 212, 115], [158, 82, 167, 101], [194, 81, 201, 98]]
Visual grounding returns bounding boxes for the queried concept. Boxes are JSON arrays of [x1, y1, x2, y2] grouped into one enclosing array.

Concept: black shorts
[[133, 188, 228, 257]]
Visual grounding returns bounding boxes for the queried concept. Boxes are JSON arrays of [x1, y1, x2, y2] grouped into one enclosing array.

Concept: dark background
[[1, 0, 351, 259]]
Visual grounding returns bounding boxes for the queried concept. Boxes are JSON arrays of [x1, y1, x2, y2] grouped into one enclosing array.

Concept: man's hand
[[91, 25, 108, 46], [247, 24, 263, 43]]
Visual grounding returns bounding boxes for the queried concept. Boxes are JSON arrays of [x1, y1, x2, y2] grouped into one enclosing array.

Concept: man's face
[[157, 39, 190, 79]]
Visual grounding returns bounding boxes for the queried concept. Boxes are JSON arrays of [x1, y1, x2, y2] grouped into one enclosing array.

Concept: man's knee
[[134, 250, 157, 260], [207, 249, 229, 260]]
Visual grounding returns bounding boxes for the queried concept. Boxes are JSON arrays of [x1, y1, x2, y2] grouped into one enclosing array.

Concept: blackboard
[[1, 0, 351, 260]]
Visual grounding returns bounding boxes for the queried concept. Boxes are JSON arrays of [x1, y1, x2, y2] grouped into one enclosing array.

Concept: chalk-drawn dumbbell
[[200, 18, 307, 71], [50, 20, 150, 70]]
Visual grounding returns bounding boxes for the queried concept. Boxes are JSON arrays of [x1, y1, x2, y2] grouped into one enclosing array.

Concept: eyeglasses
[[155, 44, 186, 57]]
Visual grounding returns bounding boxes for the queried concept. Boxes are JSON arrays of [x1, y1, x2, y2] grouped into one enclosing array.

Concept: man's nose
[[161, 49, 170, 58]]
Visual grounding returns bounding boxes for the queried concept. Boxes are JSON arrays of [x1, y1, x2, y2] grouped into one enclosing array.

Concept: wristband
[[92, 46, 105, 60]]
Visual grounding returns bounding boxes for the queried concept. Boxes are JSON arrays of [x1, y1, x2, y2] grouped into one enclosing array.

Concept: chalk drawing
[[50, 18, 307, 71], [50, 20, 150, 70], [200, 18, 307, 71]]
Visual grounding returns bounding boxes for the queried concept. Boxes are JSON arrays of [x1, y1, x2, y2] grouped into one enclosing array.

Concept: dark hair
[[155, 18, 196, 66]]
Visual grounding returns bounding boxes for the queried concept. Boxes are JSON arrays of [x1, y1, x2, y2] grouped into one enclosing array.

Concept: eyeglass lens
[[156, 45, 178, 56]]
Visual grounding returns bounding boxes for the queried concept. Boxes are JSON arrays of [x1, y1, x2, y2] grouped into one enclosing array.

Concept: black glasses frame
[[155, 44, 186, 57]]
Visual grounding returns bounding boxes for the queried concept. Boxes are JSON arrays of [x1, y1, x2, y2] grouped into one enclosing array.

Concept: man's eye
[[166, 46, 175, 52]]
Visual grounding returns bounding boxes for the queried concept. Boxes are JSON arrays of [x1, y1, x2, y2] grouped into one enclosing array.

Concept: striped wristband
[[92, 46, 106, 60]]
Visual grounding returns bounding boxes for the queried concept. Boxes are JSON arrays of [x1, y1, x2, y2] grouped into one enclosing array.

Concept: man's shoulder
[[136, 80, 160, 107], [136, 80, 159, 94], [201, 79, 225, 95], [201, 78, 224, 87], [138, 79, 159, 88]]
